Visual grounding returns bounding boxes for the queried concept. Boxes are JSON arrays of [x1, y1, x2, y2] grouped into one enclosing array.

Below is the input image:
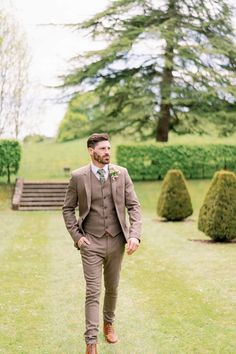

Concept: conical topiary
[[198, 170, 236, 242], [157, 169, 193, 221]]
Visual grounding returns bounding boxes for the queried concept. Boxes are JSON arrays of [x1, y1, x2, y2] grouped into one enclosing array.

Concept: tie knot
[[97, 168, 105, 176]]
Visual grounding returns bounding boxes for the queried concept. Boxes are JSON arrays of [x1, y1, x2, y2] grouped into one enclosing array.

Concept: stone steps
[[12, 179, 68, 211], [19, 206, 64, 211]]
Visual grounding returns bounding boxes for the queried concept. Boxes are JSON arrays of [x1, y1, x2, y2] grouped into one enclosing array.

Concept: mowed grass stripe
[[0, 212, 51, 354], [0, 211, 24, 258], [121, 214, 236, 354], [40, 212, 86, 354], [121, 253, 235, 354], [155, 218, 236, 305]]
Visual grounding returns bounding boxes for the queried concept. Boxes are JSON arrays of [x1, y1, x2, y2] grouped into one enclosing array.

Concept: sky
[[4, 0, 109, 137]]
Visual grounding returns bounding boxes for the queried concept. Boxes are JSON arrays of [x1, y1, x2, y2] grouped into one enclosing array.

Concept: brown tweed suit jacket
[[62, 163, 142, 248]]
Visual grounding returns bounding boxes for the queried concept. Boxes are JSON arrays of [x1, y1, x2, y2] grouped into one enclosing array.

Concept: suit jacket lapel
[[83, 165, 92, 211], [109, 164, 117, 203]]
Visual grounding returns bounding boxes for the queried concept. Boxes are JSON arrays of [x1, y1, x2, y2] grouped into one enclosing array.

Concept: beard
[[93, 152, 110, 164]]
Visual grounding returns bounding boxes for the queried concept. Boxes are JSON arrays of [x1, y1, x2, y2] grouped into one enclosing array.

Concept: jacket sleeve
[[62, 173, 83, 248], [124, 169, 142, 241]]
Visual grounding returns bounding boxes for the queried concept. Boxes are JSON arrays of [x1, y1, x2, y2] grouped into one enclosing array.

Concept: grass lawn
[[1, 178, 236, 354]]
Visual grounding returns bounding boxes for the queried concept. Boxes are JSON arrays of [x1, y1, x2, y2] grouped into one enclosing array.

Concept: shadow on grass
[[188, 239, 236, 244], [154, 217, 196, 222]]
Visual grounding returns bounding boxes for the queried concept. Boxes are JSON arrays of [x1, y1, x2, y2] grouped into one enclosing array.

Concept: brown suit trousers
[[80, 232, 125, 344]]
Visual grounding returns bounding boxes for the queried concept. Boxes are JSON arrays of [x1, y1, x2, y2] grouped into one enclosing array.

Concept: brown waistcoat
[[82, 172, 122, 237]]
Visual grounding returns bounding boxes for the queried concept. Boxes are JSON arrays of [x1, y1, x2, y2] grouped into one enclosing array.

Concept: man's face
[[89, 140, 111, 165]]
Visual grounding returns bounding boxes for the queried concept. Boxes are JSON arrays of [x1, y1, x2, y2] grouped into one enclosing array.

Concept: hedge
[[0, 139, 21, 183], [116, 144, 236, 180]]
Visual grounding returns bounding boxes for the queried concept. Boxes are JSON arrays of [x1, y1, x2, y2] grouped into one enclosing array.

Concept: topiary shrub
[[198, 170, 236, 242], [157, 169, 193, 221]]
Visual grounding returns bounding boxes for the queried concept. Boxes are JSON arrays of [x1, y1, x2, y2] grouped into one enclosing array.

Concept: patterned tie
[[97, 168, 105, 184]]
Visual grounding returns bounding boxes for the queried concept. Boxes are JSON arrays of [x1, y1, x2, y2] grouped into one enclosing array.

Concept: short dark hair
[[87, 133, 110, 148]]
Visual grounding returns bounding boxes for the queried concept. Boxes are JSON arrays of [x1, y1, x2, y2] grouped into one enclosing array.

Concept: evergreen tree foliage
[[63, 0, 236, 142], [157, 169, 193, 220], [198, 170, 236, 242]]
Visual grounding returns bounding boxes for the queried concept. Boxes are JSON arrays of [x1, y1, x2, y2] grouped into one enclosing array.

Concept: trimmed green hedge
[[116, 144, 236, 180], [0, 139, 21, 183]]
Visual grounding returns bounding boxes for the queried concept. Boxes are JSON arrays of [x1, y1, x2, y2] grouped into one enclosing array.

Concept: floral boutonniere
[[109, 167, 120, 181]]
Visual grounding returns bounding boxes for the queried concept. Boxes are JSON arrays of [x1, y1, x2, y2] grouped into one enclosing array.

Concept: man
[[62, 133, 142, 354]]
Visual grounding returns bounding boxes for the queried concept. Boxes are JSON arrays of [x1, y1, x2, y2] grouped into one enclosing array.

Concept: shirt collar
[[91, 163, 109, 176]]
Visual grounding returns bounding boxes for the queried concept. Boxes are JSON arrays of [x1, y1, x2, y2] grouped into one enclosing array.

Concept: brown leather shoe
[[86, 343, 98, 354], [103, 323, 118, 343]]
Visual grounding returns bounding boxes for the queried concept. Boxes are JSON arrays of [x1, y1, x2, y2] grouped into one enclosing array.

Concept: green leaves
[[0, 140, 21, 183], [116, 144, 236, 181]]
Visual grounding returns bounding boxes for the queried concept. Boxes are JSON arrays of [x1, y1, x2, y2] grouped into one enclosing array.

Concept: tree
[[0, 8, 30, 139], [63, 0, 236, 142], [0, 139, 21, 183]]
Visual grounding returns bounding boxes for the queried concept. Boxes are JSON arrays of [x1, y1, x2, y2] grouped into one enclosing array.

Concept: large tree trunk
[[156, 0, 175, 142], [157, 100, 172, 142]]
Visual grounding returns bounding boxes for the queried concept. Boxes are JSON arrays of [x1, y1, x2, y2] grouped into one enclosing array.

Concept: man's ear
[[88, 147, 94, 156]]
